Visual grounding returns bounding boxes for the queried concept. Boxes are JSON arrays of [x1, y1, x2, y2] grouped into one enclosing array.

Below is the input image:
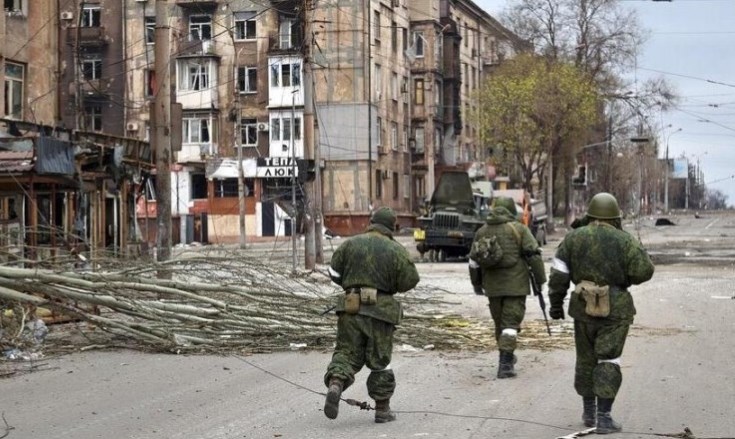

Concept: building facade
[[2, 0, 523, 248]]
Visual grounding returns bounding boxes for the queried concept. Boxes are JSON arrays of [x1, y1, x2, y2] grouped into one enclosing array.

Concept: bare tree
[[498, 0, 677, 221]]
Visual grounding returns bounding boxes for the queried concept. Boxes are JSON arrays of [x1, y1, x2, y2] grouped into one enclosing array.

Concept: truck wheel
[[438, 249, 447, 262]]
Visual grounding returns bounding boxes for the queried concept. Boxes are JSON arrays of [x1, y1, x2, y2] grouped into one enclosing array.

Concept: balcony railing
[[177, 39, 219, 58], [267, 32, 302, 53], [175, 0, 218, 9], [79, 78, 110, 99], [67, 26, 108, 47]]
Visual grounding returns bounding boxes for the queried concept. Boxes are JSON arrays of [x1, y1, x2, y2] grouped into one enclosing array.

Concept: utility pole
[[302, 0, 316, 269], [154, 0, 172, 271], [234, 51, 247, 249]]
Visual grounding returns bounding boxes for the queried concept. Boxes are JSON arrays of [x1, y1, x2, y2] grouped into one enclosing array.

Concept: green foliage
[[475, 54, 599, 190]]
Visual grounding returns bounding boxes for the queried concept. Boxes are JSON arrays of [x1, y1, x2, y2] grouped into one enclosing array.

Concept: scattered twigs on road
[[1, 254, 562, 354], [0, 413, 14, 439]]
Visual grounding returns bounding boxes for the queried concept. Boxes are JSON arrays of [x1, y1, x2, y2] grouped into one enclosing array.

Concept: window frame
[[189, 14, 212, 41], [182, 117, 211, 144], [81, 58, 102, 80], [85, 105, 103, 131], [269, 60, 301, 88], [237, 66, 258, 94], [234, 11, 257, 41], [279, 16, 300, 49], [413, 31, 424, 57], [240, 118, 258, 147], [4, 62, 24, 119], [269, 114, 302, 143], [144, 16, 155, 45], [81, 5, 101, 27]]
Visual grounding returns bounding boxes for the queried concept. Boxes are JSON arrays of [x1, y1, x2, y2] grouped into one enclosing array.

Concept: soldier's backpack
[[469, 234, 504, 268], [470, 222, 523, 269]]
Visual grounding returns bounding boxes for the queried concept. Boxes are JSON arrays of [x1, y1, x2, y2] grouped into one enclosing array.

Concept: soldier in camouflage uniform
[[469, 197, 546, 379], [548, 192, 654, 434], [324, 207, 420, 423]]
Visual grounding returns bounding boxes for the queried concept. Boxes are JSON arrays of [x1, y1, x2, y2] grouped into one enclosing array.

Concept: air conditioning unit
[[126, 121, 139, 132], [257, 122, 269, 132], [392, 0, 400, 7], [60, 11, 73, 20]]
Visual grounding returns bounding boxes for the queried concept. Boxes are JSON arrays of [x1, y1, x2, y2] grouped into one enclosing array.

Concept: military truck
[[414, 171, 487, 262]]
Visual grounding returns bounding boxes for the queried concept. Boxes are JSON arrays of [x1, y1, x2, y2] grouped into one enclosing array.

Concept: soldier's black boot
[[497, 351, 517, 379], [374, 399, 397, 423], [324, 378, 343, 420], [582, 397, 596, 427], [596, 398, 622, 434]]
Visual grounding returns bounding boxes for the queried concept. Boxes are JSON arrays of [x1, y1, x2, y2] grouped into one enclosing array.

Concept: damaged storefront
[[0, 120, 152, 266]]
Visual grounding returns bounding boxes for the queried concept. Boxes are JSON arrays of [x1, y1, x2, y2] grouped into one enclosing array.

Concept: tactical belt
[[344, 287, 393, 295]]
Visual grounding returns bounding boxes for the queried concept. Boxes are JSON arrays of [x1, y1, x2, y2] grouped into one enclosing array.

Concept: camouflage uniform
[[548, 192, 654, 433], [469, 197, 546, 378], [324, 207, 419, 422]]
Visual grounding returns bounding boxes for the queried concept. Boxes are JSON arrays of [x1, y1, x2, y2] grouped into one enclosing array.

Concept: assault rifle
[[524, 253, 551, 336]]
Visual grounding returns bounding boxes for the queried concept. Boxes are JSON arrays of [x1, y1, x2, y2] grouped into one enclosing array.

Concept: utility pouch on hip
[[359, 287, 378, 305], [344, 291, 361, 314], [575, 280, 610, 318]]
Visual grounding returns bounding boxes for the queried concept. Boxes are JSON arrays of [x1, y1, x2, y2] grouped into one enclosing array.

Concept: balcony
[[67, 26, 108, 47], [79, 79, 110, 99], [267, 32, 302, 54], [411, 151, 428, 170], [176, 88, 218, 110], [177, 143, 216, 163], [175, 0, 217, 9], [177, 39, 220, 58]]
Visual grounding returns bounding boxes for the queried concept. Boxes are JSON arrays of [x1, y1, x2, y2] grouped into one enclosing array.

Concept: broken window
[[189, 15, 212, 41], [182, 117, 211, 144], [234, 11, 256, 41], [240, 118, 257, 146], [190, 173, 208, 199]]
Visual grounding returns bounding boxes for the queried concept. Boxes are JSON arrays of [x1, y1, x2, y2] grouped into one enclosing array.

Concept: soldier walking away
[[468, 197, 546, 379], [323, 207, 420, 423], [548, 192, 654, 434]]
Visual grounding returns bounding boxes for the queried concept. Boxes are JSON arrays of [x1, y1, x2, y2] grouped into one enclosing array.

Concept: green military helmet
[[587, 192, 621, 219], [493, 196, 518, 216], [370, 206, 397, 229]]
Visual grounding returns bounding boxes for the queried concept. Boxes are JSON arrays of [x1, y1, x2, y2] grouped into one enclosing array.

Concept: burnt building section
[[59, 1, 125, 135]]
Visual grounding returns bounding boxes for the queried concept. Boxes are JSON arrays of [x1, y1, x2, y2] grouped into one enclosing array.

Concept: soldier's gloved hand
[[549, 306, 565, 320], [473, 285, 485, 296]]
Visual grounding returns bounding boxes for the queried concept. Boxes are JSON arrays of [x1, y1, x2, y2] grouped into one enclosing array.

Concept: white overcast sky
[[476, 0, 735, 206]]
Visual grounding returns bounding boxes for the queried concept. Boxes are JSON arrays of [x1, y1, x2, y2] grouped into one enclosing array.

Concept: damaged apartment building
[[1, 0, 524, 254]]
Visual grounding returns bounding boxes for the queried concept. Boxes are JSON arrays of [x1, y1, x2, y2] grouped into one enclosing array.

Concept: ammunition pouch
[[344, 291, 360, 314], [575, 280, 610, 318], [344, 287, 382, 314], [360, 287, 378, 305]]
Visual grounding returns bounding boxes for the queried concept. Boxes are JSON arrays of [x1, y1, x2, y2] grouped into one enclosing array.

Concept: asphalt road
[[1, 211, 734, 439]]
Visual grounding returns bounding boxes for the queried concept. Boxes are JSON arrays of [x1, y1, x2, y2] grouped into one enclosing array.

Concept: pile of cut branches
[[0, 252, 492, 354]]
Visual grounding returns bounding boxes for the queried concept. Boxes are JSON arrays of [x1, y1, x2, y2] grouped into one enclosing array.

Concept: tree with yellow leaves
[[476, 54, 599, 201]]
